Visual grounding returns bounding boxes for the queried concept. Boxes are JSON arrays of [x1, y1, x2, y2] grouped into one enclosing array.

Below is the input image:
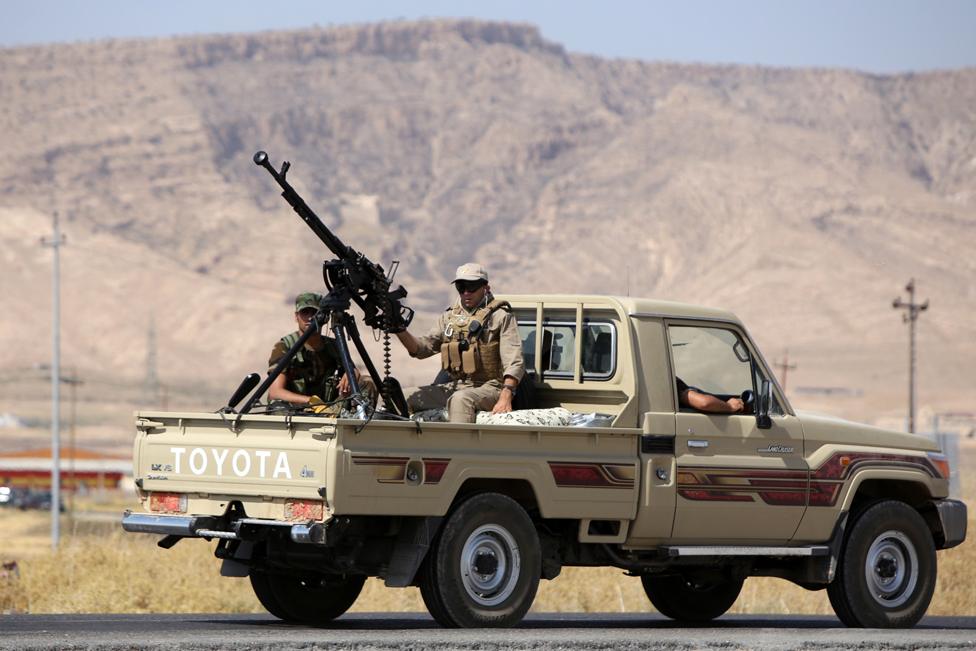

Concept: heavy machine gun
[[234, 151, 413, 417]]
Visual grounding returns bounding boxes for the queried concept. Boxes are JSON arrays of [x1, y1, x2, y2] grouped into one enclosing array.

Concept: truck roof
[[502, 294, 742, 325]]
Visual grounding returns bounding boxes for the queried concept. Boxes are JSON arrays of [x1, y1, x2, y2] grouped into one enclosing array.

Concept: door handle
[[687, 439, 709, 449]]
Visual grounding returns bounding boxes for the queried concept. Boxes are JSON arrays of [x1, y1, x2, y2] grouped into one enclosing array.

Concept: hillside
[[1, 20, 974, 443]]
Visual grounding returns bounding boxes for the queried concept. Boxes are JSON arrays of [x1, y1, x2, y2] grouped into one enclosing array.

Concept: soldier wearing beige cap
[[395, 263, 524, 422]]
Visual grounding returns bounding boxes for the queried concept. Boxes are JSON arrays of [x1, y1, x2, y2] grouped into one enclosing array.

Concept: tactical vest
[[280, 332, 339, 402], [440, 299, 510, 384]]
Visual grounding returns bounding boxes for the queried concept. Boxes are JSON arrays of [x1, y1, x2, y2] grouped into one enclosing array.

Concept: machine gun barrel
[[252, 150, 412, 334], [252, 150, 354, 262]]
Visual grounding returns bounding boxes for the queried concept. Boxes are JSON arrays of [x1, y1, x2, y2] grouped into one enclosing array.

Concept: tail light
[[149, 492, 187, 513], [284, 499, 325, 521]]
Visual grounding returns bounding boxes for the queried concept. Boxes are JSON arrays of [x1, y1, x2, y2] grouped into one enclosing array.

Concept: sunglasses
[[455, 280, 487, 294]]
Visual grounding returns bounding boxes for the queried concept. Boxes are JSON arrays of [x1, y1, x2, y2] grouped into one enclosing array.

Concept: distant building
[[0, 447, 131, 492]]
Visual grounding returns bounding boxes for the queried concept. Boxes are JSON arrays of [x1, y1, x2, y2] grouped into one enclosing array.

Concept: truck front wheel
[[418, 492, 541, 627], [641, 571, 743, 621], [250, 570, 365, 625], [827, 500, 936, 628]]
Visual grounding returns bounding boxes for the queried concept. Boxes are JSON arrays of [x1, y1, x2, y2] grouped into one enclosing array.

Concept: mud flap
[[220, 558, 250, 577], [384, 516, 443, 587]]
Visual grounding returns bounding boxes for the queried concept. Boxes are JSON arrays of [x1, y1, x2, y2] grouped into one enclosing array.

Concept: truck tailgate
[[134, 411, 334, 501]]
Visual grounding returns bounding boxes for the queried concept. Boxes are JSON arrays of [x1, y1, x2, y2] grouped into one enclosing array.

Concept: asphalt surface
[[2, 613, 975, 650]]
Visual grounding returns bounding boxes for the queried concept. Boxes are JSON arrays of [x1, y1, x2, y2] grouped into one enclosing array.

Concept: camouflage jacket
[[268, 331, 342, 401]]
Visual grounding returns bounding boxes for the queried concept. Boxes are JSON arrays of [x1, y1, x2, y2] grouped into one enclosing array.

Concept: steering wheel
[[740, 389, 755, 415]]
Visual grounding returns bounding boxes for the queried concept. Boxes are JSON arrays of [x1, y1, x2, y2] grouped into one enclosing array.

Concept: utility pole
[[892, 278, 928, 433], [41, 212, 66, 548], [773, 349, 797, 393], [145, 313, 160, 406]]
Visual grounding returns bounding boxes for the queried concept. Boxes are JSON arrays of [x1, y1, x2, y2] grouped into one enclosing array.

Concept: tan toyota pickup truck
[[122, 294, 966, 629]]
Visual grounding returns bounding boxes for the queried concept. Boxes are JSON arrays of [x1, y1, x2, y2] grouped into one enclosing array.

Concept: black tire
[[259, 571, 366, 626], [417, 555, 454, 628], [641, 571, 743, 621], [827, 500, 936, 628], [419, 492, 541, 628], [249, 570, 294, 621]]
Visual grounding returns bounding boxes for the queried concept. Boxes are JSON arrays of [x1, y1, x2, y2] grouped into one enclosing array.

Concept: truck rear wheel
[[418, 492, 541, 628], [249, 570, 293, 621], [251, 570, 365, 625], [827, 500, 936, 628], [641, 571, 743, 621]]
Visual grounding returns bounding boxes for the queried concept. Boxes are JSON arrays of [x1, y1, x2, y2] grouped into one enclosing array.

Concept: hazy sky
[[2, 0, 974, 74]]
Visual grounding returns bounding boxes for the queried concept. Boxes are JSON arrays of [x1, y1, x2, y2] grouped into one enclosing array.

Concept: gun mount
[[237, 151, 413, 417]]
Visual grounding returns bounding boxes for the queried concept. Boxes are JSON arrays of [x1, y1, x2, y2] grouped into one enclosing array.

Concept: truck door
[[667, 322, 807, 543]]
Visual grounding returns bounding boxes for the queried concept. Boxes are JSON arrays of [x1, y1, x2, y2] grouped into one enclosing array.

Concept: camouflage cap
[[452, 262, 488, 283], [295, 292, 323, 312]]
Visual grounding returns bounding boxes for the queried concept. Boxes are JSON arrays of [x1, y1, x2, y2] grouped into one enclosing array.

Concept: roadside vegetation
[[2, 447, 972, 616]]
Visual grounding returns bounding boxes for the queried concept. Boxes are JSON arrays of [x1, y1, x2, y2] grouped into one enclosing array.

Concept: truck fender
[[384, 516, 443, 588], [836, 468, 935, 514]]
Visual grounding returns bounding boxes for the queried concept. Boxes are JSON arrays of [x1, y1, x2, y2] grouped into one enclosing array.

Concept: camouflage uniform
[[269, 291, 377, 408], [405, 295, 525, 423], [268, 331, 344, 403]]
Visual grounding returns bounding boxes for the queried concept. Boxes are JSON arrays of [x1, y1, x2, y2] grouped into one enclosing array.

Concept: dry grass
[[3, 448, 973, 616]]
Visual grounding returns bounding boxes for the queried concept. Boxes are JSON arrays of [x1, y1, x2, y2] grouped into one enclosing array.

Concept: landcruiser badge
[[758, 444, 794, 454], [301, 465, 315, 479]]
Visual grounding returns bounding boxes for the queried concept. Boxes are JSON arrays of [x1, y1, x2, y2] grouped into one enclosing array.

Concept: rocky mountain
[[1, 20, 974, 442]]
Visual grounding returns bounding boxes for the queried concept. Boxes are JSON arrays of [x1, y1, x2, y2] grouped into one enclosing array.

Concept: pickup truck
[[122, 294, 966, 628]]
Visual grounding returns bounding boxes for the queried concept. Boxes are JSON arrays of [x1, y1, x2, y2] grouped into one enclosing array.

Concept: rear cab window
[[517, 320, 617, 381]]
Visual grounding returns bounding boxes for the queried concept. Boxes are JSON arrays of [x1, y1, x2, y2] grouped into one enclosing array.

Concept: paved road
[[2, 613, 975, 650]]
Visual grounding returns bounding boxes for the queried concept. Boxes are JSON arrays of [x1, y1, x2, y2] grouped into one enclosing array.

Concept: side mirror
[[756, 379, 773, 430]]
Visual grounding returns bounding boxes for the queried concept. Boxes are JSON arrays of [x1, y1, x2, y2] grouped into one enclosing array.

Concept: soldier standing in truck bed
[[395, 263, 524, 423]]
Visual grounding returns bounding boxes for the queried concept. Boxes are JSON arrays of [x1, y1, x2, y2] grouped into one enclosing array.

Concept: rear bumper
[[932, 499, 967, 549], [121, 512, 214, 536], [121, 511, 328, 545]]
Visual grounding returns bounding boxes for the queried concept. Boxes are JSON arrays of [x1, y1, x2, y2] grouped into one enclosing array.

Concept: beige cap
[[452, 262, 488, 283]]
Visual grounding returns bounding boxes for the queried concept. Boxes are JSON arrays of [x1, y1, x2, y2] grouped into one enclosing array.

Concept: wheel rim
[[864, 529, 918, 608], [459, 523, 521, 607]]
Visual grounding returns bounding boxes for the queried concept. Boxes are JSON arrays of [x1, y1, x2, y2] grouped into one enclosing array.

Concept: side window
[[668, 325, 752, 400], [518, 320, 616, 380]]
